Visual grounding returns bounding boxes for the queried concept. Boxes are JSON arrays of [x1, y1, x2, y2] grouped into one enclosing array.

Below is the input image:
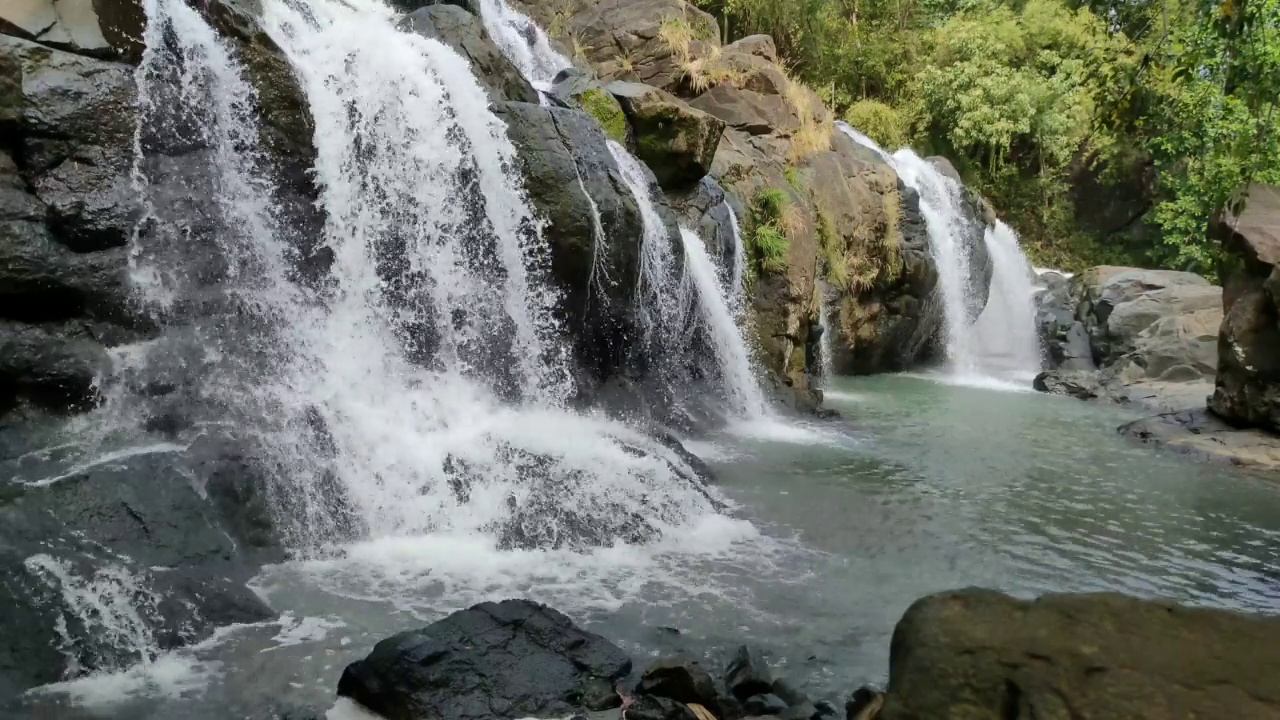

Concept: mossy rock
[[610, 82, 724, 191], [579, 87, 627, 144]]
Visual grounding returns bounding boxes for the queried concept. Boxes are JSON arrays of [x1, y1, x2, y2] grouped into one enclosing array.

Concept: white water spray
[[261, 0, 720, 547], [725, 201, 747, 310], [477, 0, 569, 91], [817, 294, 834, 379], [838, 123, 1040, 386], [680, 229, 768, 418], [971, 221, 1043, 379]]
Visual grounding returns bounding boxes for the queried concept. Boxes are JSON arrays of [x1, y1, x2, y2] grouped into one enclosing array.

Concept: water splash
[[260, 0, 722, 548], [971, 221, 1043, 380]]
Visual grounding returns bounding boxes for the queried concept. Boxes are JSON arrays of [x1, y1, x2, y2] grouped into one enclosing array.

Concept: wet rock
[[1033, 369, 1101, 400], [1210, 184, 1280, 432], [402, 4, 538, 104], [0, 322, 110, 413], [844, 687, 883, 720], [877, 588, 1280, 720], [813, 700, 839, 719], [626, 695, 700, 720], [770, 678, 809, 708], [338, 599, 632, 720], [0, 441, 280, 692], [572, 675, 623, 711], [725, 645, 773, 700], [744, 694, 789, 715], [636, 655, 720, 710], [611, 82, 724, 190], [1120, 407, 1280, 470]]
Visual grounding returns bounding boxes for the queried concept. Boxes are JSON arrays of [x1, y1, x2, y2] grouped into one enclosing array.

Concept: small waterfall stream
[[837, 122, 1041, 384], [680, 229, 769, 418]]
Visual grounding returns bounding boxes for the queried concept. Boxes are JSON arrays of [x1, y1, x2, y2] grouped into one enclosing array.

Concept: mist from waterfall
[[837, 122, 1040, 386]]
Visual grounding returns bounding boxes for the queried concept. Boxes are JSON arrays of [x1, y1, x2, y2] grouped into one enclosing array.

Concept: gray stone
[[723, 34, 776, 62], [635, 655, 718, 710], [1120, 407, 1280, 470], [402, 4, 538, 104], [614, 84, 723, 189], [689, 84, 798, 137]]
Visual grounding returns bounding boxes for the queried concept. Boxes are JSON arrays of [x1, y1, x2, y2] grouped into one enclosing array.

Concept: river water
[[16, 374, 1280, 719]]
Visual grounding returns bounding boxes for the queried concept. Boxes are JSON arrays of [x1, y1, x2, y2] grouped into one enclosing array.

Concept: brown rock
[[880, 588, 1280, 720], [1210, 184, 1280, 431]]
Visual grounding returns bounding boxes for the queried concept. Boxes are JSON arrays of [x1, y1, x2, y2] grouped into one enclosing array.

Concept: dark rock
[[0, 441, 279, 692], [1210, 184, 1280, 432], [0, 323, 110, 413], [770, 678, 808, 707], [337, 599, 632, 720], [572, 675, 622, 711], [1033, 369, 1101, 400], [725, 645, 773, 700], [781, 703, 819, 720], [744, 694, 789, 716], [813, 700, 839, 719], [879, 588, 1280, 720], [0, 0, 144, 61], [402, 5, 539, 104], [626, 695, 699, 720], [844, 687, 883, 720], [636, 654, 719, 710], [389, 0, 483, 15], [612, 83, 724, 190]]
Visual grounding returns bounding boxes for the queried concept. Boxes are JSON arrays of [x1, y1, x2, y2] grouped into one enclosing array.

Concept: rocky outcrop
[[402, 4, 539, 104], [341, 600, 844, 720], [0, 0, 145, 61], [611, 82, 724, 190], [1120, 407, 1280, 471], [878, 588, 1280, 720], [1035, 266, 1222, 412], [338, 599, 633, 720], [562, 0, 720, 93], [0, 432, 279, 694], [1209, 184, 1280, 431]]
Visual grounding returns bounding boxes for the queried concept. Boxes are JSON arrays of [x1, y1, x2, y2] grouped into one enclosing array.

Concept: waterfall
[[680, 229, 769, 418], [837, 122, 1039, 385], [477, 0, 569, 90], [606, 140, 691, 345], [971, 221, 1043, 379], [109, 0, 728, 553], [724, 201, 747, 310], [817, 294, 834, 379]]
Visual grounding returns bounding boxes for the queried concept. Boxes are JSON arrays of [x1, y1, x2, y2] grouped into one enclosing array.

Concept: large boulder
[[561, 0, 720, 93], [494, 101, 656, 387], [611, 82, 723, 190], [0, 0, 145, 61], [337, 599, 632, 720], [690, 84, 799, 137], [1209, 184, 1280, 431], [1035, 265, 1222, 412], [879, 588, 1280, 720], [402, 4, 539, 104], [0, 433, 280, 694]]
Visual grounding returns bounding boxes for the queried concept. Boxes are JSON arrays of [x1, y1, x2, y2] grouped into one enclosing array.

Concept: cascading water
[[837, 122, 1040, 385], [477, 0, 569, 91], [680, 229, 769, 418], [817, 295, 834, 379], [724, 201, 747, 311], [971, 221, 1043, 379], [606, 140, 692, 345]]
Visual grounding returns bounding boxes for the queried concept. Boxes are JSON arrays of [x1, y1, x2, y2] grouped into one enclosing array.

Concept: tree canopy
[[696, 0, 1280, 277]]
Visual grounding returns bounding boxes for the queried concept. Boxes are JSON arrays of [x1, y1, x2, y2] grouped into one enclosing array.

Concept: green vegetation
[[748, 188, 795, 273], [694, 0, 1280, 277], [579, 88, 628, 144]]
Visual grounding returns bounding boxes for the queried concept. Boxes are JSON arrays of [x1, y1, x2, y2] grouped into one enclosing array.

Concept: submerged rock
[[338, 599, 632, 720], [878, 588, 1280, 720]]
